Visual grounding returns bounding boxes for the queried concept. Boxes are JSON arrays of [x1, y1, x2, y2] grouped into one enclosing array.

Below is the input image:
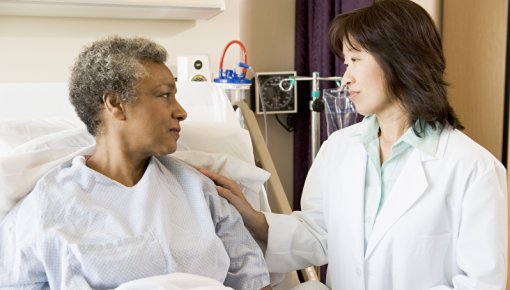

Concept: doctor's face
[[342, 39, 394, 117], [123, 61, 187, 157]]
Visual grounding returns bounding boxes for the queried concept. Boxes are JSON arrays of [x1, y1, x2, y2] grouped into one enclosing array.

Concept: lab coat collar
[[350, 115, 379, 146], [421, 125, 450, 161], [351, 115, 442, 159]]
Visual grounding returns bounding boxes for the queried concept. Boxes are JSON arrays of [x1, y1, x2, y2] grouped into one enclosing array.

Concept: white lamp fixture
[[0, 0, 226, 20]]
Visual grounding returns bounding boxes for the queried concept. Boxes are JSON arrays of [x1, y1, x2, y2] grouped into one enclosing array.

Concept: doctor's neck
[[376, 110, 409, 145]]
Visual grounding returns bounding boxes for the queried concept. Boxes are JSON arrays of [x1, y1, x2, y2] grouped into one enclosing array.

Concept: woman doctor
[[200, 0, 508, 289]]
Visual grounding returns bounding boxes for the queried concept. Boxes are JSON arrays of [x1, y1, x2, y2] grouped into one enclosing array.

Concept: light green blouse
[[356, 115, 441, 252]]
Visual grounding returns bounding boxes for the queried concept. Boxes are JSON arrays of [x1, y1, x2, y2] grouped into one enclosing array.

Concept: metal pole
[[311, 105, 321, 160], [310, 72, 321, 160]]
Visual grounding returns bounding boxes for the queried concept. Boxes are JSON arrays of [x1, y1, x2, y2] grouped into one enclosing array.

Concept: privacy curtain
[[293, 0, 371, 209]]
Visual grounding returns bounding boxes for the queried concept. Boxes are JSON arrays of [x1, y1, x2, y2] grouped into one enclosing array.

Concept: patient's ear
[[103, 92, 126, 120]]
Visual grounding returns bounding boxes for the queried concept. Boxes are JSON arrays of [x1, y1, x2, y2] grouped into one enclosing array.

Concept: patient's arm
[[199, 167, 269, 243], [205, 188, 271, 290]]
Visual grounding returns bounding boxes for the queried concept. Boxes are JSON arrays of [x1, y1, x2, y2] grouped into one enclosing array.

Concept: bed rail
[[235, 101, 319, 282], [235, 101, 292, 214]]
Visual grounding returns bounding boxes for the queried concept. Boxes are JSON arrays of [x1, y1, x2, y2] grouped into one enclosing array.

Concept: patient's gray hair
[[69, 35, 167, 136]]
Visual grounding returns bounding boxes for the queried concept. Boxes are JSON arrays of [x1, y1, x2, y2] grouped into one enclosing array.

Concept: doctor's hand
[[198, 167, 269, 243]]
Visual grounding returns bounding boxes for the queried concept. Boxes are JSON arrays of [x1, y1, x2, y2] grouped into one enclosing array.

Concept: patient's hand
[[198, 167, 269, 243]]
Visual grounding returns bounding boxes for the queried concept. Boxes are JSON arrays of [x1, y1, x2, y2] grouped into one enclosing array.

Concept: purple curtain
[[293, 0, 371, 210]]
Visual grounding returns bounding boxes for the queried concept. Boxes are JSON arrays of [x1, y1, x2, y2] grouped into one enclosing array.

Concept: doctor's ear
[[102, 92, 126, 120]]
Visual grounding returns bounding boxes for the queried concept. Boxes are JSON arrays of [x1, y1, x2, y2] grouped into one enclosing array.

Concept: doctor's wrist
[[245, 211, 269, 244]]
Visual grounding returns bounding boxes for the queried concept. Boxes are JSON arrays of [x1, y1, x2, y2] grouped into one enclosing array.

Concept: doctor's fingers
[[215, 185, 256, 219], [215, 184, 242, 202], [197, 167, 231, 183], [197, 167, 252, 204], [198, 167, 241, 190]]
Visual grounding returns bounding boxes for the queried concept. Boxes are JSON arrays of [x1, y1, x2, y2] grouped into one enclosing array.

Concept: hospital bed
[[0, 81, 324, 289]]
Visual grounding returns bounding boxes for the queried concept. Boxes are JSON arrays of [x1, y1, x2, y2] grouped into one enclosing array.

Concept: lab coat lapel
[[364, 149, 428, 259]]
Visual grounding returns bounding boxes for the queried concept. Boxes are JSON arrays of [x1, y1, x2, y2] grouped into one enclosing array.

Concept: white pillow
[[0, 119, 254, 162], [173, 151, 269, 213], [0, 118, 84, 156], [179, 121, 254, 164], [0, 122, 267, 221]]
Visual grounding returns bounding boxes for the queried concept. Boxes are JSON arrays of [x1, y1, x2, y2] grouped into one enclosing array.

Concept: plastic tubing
[[218, 40, 248, 76]]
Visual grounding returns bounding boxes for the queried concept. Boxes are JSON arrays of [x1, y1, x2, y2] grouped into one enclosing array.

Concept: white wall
[[0, 0, 242, 82]]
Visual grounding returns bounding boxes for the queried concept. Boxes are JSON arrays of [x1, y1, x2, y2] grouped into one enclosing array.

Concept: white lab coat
[[264, 122, 508, 290]]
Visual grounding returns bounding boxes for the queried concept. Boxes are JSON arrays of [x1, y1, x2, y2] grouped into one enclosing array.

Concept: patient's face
[[122, 61, 187, 156]]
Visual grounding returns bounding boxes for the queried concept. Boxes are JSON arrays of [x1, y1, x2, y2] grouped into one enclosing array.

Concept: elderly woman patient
[[0, 36, 271, 290]]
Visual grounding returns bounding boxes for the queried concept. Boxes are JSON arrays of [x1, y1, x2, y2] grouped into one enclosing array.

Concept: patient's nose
[[174, 101, 187, 121]]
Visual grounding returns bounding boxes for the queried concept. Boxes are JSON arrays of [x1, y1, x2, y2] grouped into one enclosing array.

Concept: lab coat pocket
[[67, 231, 168, 289], [396, 233, 452, 288]]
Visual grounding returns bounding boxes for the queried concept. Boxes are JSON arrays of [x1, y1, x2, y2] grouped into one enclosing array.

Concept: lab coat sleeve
[[430, 160, 508, 290], [264, 139, 331, 273]]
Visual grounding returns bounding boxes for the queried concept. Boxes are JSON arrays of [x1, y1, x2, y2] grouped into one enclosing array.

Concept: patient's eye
[[156, 84, 176, 100], [159, 90, 175, 99]]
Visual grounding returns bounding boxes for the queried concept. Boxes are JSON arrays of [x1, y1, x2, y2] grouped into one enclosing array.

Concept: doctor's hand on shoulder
[[198, 167, 269, 244]]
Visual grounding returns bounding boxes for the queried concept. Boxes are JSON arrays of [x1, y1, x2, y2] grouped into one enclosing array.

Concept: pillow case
[[173, 150, 270, 213], [179, 121, 254, 164], [0, 121, 267, 221], [0, 118, 84, 156]]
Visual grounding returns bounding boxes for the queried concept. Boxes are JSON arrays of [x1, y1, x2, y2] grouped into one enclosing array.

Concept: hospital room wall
[[238, 0, 296, 205], [442, 0, 508, 162], [0, 1, 244, 82]]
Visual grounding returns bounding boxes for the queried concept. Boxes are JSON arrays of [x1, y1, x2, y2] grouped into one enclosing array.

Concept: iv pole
[[279, 72, 343, 281]]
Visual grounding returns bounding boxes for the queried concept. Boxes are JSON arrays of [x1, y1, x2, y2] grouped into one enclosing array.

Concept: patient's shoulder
[[5, 159, 73, 236], [155, 155, 216, 191], [13, 156, 97, 229], [156, 154, 194, 171], [155, 155, 205, 181]]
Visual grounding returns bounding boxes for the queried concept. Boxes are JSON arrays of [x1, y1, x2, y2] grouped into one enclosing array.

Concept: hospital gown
[[0, 155, 270, 290]]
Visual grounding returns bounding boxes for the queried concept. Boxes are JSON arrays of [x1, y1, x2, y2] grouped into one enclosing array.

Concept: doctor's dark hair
[[69, 35, 167, 136], [328, 0, 463, 134]]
